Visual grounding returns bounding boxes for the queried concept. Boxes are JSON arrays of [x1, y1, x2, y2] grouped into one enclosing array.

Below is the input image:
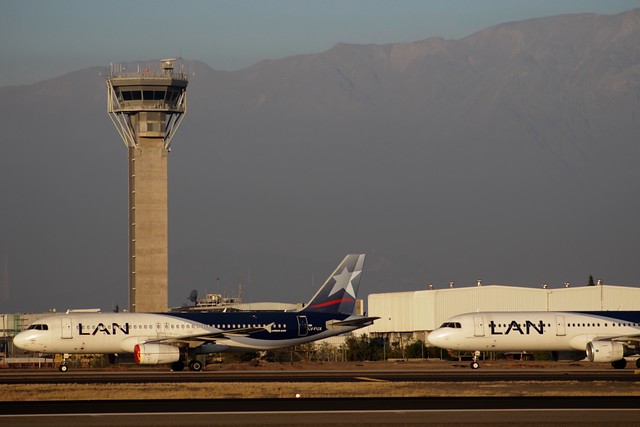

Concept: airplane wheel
[[188, 360, 203, 371], [470, 361, 480, 369], [59, 364, 69, 372], [171, 361, 185, 371], [611, 359, 627, 369]]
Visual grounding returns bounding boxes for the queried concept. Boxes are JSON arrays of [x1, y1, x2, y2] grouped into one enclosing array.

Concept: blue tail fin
[[302, 254, 366, 315]]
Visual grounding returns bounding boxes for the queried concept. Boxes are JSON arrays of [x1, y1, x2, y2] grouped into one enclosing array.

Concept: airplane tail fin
[[301, 254, 366, 315]]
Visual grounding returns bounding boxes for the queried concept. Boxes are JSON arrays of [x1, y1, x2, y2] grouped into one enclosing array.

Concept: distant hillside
[[1, 9, 639, 312]]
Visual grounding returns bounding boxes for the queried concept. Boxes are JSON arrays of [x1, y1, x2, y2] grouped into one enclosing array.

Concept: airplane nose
[[426, 329, 448, 348], [13, 331, 41, 351]]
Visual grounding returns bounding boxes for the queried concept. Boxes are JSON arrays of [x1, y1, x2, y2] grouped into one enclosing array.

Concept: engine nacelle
[[134, 344, 180, 365], [586, 340, 625, 363]]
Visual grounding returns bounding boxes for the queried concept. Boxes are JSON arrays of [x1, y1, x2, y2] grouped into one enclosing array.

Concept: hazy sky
[[1, 1, 640, 314], [1, 0, 638, 87]]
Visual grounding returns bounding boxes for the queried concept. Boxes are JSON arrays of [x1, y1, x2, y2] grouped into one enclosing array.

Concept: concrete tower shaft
[[106, 59, 188, 313]]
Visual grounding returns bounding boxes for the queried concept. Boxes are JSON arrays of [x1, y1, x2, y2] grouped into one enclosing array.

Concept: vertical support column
[[128, 137, 168, 312]]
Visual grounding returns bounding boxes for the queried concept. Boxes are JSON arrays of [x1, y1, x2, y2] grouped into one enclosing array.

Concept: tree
[[343, 333, 383, 361]]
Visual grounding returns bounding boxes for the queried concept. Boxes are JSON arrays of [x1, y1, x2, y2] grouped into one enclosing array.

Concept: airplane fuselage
[[14, 310, 359, 355], [428, 311, 640, 352]]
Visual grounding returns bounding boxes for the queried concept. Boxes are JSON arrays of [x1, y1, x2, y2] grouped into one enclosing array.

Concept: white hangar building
[[365, 283, 640, 343]]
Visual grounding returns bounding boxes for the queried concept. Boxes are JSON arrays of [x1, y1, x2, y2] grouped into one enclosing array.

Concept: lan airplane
[[427, 311, 640, 369], [14, 254, 377, 372]]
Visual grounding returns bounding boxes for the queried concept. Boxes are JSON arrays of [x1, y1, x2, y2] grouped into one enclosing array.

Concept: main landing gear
[[171, 359, 204, 372], [610, 359, 640, 369]]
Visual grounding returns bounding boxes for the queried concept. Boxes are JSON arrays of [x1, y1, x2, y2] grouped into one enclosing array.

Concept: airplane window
[[440, 322, 460, 328], [28, 324, 49, 330]]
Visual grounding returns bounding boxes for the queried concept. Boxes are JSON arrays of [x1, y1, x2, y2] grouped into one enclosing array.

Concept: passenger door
[[61, 317, 73, 339], [555, 315, 566, 336], [473, 316, 485, 337], [297, 316, 309, 336]]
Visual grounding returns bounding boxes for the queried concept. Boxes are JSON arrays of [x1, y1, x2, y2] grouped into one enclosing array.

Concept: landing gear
[[171, 361, 185, 371], [59, 353, 70, 372], [636, 359, 640, 369], [611, 359, 627, 369], [470, 351, 481, 369], [188, 360, 203, 371]]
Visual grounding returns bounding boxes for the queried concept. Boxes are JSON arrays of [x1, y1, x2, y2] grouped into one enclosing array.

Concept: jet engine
[[134, 344, 180, 364], [585, 340, 625, 363]]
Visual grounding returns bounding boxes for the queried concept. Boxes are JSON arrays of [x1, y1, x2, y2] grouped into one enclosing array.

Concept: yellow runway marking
[[355, 377, 388, 382]]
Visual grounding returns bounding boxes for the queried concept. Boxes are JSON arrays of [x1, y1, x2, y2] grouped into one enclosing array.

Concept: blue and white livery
[[14, 254, 377, 372]]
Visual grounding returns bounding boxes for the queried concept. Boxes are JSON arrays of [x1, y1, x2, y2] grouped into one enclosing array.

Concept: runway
[[1, 366, 639, 384], [2, 397, 640, 426], [2, 366, 639, 425]]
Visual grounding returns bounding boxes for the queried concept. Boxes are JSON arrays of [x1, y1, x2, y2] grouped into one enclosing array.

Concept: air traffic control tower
[[107, 59, 188, 312]]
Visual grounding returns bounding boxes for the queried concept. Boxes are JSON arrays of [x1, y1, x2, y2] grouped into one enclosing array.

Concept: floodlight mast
[[106, 59, 188, 312]]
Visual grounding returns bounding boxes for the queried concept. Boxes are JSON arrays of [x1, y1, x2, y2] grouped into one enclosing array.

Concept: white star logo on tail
[[328, 267, 361, 299]]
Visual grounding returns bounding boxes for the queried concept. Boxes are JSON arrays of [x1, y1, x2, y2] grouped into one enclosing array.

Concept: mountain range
[[1, 9, 639, 312]]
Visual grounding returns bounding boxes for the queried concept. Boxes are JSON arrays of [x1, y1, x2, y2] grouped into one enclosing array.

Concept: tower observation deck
[[107, 59, 188, 312]]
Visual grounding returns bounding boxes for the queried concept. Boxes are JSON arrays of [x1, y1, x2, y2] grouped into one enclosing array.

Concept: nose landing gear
[[58, 353, 70, 372], [470, 351, 481, 369]]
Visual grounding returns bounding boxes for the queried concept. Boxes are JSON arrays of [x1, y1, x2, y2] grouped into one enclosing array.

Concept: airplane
[[427, 311, 640, 369], [13, 254, 378, 372]]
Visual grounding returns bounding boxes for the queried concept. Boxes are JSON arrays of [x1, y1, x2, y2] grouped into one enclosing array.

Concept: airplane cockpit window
[[439, 322, 462, 328], [27, 324, 48, 331]]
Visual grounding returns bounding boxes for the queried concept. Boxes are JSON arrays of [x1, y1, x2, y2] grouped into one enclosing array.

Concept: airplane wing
[[327, 316, 379, 328], [142, 325, 269, 346], [610, 334, 640, 345]]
